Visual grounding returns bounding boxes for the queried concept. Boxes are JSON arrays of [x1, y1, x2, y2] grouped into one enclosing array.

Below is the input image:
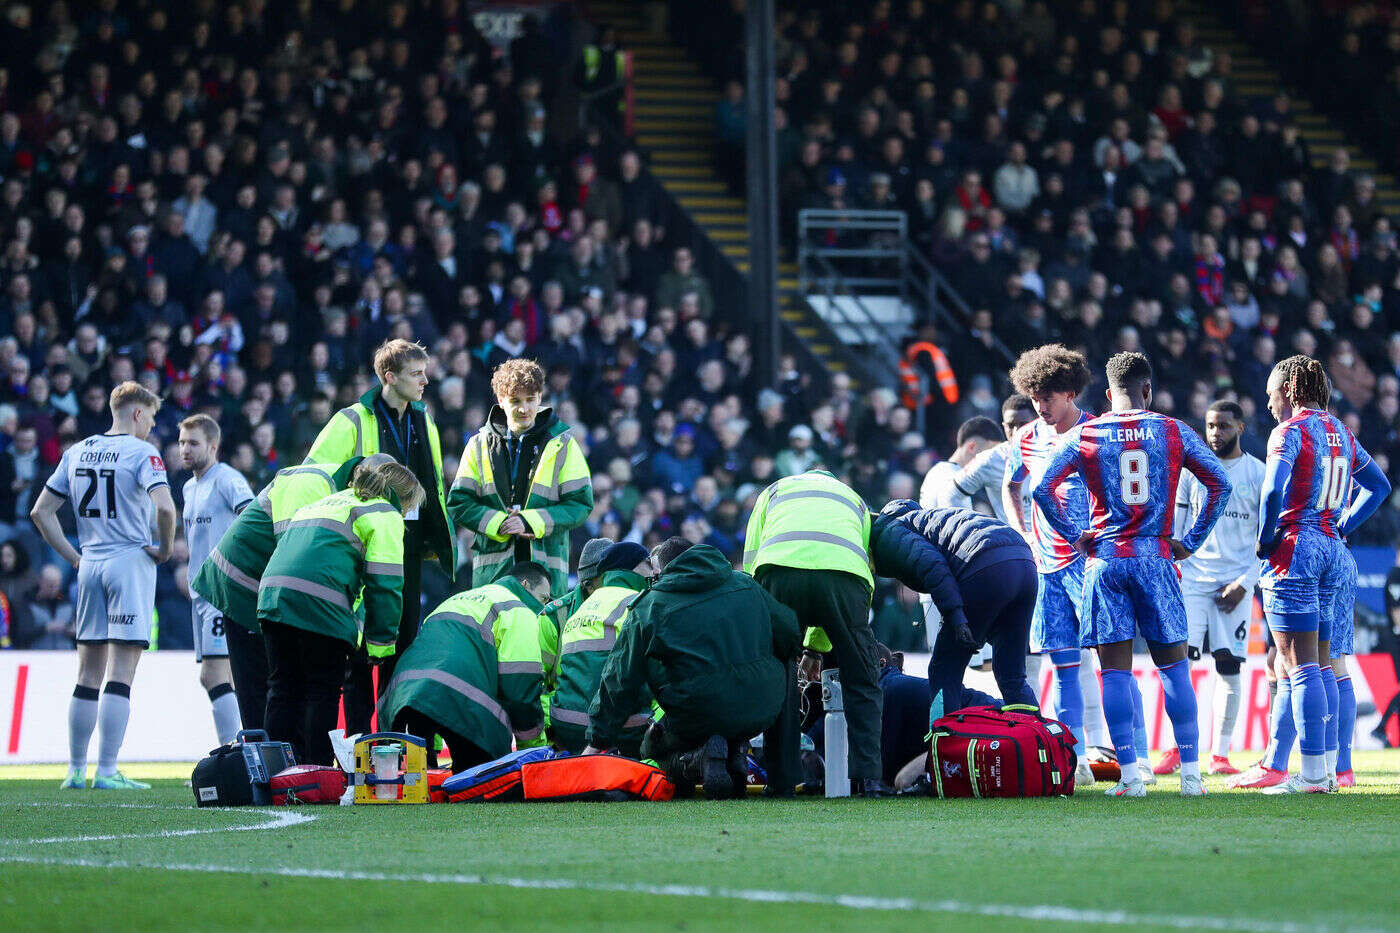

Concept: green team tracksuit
[[587, 545, 803, 789]]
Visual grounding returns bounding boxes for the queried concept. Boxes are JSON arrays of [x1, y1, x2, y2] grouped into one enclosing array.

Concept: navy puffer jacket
[[870, 500, 1032, 619]]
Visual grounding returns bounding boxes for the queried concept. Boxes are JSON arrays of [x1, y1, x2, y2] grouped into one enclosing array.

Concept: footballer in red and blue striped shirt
[[1034, 352, 1229, 796]]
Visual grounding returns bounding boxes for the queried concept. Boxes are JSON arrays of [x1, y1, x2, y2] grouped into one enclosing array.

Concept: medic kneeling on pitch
[[583, 537, 804, 799]]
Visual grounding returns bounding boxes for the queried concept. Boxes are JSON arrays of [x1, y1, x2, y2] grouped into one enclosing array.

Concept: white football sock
[[68, 686, 99, 772], [1212, 672, 1241, 757], [96, 683, 132, 777]]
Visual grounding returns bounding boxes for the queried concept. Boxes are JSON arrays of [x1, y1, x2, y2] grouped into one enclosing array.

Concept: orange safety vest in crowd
[[900, 341, 960, 408]]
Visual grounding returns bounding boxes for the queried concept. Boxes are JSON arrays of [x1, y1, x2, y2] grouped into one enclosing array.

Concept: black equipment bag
[[192, 729, 296, 807]]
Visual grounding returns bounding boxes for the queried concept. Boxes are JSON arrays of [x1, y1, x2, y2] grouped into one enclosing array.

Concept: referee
[[305, 339, 455, 733]]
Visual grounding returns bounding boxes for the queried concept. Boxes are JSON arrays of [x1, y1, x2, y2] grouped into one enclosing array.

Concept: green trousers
[[757, 566, 882, 782]]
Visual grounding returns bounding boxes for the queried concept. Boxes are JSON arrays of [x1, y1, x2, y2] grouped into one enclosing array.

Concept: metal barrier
[[797, 208, 1014, 370]]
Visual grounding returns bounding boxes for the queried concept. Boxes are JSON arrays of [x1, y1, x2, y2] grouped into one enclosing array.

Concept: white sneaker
[[1327, 772, 1339, 793], [1180, 774, 1207, 797], [1139, 767, 1157, 786], [1105, 779, 1147, 798], [1075, 759, 1095, 786], [1262, 773, 1332, 795]]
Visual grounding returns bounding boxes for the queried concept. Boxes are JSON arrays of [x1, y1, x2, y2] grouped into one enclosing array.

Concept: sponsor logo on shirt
[[108, 614, 136, 626], [150, 456, 165, 471]]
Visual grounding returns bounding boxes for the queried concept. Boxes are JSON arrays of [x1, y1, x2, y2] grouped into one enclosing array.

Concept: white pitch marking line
[[0, 853, 1371, 933], [14, 807, 315, 844]]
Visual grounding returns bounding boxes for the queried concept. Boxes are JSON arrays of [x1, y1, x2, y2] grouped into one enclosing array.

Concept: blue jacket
[[869, 500, 1032, 620]]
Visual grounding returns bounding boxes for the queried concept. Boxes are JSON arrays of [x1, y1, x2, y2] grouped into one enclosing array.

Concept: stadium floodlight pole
[[745, 0, 780, 387]]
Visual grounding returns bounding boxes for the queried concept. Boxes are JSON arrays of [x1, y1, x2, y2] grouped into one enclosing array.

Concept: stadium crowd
[[679, 0, 1400, 521], [1, 0, 1399, 667]]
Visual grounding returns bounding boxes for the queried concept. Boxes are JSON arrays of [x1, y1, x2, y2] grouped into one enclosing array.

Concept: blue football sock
[[1158, 659, 1200, 765], [1049, 649, 1084, 749], [1321, 666, 1339, 755], [1337, 675, 1356, 773], [1130, 672, 1149, 760], [1101, 669, 1138, 768], [1292, 662, 1327, 778], [1266, 676, 1296, 772]]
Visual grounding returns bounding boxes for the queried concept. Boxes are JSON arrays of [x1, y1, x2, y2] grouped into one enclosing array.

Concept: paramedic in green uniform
[[584, 537, 803, 798], [379, 562, 552, 768]]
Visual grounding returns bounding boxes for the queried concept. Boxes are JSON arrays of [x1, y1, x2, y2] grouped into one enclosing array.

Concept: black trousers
[[344, 525, 423, 734], [225, 620, 268, 732], [263, 620, 351, 766], [758, 566, 882, 782], [393, 708, 493, 771], [927, 558, 1040, 718]]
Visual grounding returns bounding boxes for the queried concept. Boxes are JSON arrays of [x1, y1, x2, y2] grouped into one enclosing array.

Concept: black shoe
[[701, 735, 733, 800], [1371, 724, 1395, 748], [860, 778, 894, 798], [725, 740, 749, 798]]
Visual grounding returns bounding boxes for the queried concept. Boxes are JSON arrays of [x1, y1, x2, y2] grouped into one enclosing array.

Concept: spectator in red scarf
[[955, 170, 992, 232]]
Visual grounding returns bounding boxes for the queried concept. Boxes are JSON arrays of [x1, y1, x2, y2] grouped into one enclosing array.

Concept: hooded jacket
[[587, 545, 802, 749], [869, 500, 1032, 620], [449, 405, 593, 596]]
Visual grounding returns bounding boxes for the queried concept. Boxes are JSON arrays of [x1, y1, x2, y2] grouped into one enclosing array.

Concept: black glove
[[948, 611, 979, 651]]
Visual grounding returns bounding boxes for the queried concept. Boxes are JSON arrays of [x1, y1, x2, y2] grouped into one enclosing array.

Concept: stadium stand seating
[[0, 0, 1396, 659]]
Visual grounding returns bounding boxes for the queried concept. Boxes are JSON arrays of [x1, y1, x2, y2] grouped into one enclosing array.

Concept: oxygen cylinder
[[822, 668, 849, 798]]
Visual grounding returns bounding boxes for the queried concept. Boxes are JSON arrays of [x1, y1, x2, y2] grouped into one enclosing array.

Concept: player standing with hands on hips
[[31, 382, 177, 790], [1035, 353, 1231, 797], [304, 339, 456, 733], [1155, 401, 1264, 777], [178, 414, 255, 745], [1253, 356, 1389, 794]]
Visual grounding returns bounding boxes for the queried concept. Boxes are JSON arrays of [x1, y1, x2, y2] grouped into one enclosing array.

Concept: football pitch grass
[[3, 752, 1399, 932]]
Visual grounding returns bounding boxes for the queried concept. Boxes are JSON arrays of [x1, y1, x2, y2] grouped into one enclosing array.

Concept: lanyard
[[377, 399, 414, 462]]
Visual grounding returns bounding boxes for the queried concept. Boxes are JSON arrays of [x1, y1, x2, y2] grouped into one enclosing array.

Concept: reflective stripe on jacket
[[378, 578, 547, 756], [547, 570, 651, 749], [256, 489, 405, 653], [305, 386, 454, 576], [191, 458, 362, 629], [448, 406, 592, 597]]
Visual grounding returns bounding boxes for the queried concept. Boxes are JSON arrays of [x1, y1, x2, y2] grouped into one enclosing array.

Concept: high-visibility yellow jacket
[[378, 578, 547, 758], [305, 386, 454, 576], [256, 489, 405, 655], [448, 406, 592, 597], [192, 459, 363, 629], [548, 570, 653, 752], [742, 470, 874, 652]]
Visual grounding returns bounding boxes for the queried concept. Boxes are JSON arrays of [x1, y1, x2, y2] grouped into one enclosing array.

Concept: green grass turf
[[3, 752, 1398, 931]]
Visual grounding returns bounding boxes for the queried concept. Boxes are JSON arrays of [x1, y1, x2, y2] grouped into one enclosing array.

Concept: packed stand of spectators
[[678, 0, 1400, 541], [0, 0, 927, 653]]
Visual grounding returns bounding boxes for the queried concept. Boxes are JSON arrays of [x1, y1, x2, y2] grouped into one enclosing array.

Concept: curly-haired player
[[1001, 345, 1106, 785], [1250, 355, 1389, 794]]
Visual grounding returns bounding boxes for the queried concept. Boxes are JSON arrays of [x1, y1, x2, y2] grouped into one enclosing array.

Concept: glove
[[947, 610, 979, 651]]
